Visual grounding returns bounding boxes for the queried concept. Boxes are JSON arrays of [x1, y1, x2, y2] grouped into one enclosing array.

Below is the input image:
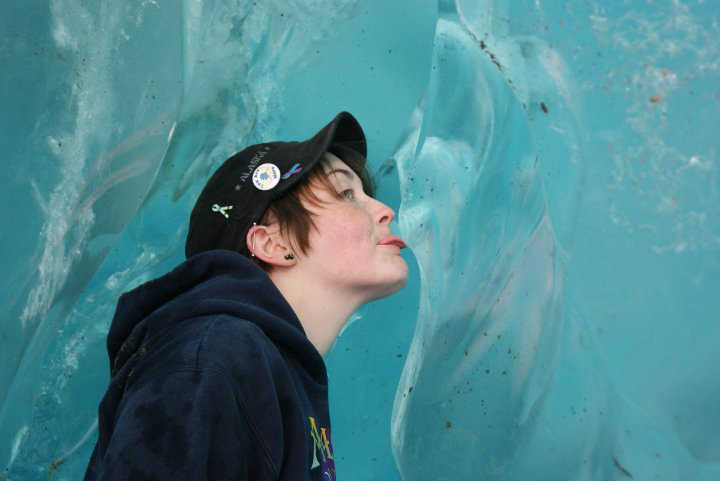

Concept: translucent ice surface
[[390, 1, 719, 480], [1, 0, 719, 480]]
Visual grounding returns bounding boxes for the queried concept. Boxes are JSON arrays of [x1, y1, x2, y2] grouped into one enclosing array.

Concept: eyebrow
[[327, 168, 357, 182]]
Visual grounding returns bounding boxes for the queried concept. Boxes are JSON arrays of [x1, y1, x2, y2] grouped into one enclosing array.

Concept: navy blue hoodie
[[84, 250, 337, 480]]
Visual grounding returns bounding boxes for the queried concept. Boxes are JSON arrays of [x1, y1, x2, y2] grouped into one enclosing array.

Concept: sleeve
[[88, 367, 273, 481]]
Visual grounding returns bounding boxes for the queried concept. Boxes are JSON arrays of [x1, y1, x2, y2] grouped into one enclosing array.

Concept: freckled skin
[[300, 157, 408, 302]]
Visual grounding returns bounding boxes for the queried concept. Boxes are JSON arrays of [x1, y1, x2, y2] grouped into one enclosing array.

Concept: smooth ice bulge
[[390, 1, 565, 478], [391, 0, 720, 480]]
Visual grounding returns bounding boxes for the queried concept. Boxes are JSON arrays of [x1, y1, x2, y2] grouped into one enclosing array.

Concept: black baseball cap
[[185, 111, 367, 258]]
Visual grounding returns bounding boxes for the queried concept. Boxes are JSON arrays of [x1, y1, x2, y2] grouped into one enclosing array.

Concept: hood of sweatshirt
[[87, 249, 337, 480], [106, 249, 327, 386]]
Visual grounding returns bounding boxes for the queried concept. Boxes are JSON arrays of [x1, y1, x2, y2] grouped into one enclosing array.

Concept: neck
[[268, 268, 363, 357]]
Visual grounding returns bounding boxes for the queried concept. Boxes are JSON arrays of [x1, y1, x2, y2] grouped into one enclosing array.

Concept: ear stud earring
[[249, 222, 294, 261]]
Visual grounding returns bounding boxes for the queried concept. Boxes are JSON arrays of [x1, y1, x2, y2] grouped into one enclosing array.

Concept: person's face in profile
[[301, 153, 408, 303]]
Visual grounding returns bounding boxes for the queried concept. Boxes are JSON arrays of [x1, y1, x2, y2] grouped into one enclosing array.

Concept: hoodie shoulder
[[193, 314, 296, 471], [195, 314, 282, 373]]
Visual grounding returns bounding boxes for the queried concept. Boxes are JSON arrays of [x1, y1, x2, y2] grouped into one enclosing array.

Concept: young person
[[84, 112, 408, 480]]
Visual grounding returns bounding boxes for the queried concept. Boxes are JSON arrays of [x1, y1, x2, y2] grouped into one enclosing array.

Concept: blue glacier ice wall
[[1, 0, 718, 480], [390, 0, 720, 480]]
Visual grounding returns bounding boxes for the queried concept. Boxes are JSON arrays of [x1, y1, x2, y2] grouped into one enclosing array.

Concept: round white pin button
[[252, 163, 281, 191]]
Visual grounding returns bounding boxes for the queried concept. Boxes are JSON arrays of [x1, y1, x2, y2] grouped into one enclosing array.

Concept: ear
[[246, 224, 296, 267]]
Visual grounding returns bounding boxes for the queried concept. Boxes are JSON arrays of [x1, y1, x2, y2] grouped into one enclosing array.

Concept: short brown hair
[[249, 142, 376, 271]]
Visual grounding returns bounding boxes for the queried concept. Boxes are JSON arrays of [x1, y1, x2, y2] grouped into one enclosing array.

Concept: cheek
[[316, 210, 373, 255]]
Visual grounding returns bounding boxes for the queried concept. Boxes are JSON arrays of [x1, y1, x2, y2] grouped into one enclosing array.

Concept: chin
[[374, 271, 408, 300], [395, 261, 409, 288], [389, 278, 407, 296]]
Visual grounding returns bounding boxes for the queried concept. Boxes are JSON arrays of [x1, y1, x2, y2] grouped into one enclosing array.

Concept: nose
[[373, 198, 395, 226]]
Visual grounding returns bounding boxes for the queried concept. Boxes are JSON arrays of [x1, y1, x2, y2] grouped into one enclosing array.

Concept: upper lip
[[377, 236, 407, 249]]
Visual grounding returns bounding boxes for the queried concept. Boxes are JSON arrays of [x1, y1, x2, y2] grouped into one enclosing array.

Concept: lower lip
[[379, 243, 403, 250]]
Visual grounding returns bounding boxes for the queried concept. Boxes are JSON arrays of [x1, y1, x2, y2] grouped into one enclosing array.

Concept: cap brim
[[310, 111, 367, 158]]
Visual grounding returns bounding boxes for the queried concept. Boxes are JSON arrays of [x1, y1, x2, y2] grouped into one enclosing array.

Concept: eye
[[340, 189, 355, 200]]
